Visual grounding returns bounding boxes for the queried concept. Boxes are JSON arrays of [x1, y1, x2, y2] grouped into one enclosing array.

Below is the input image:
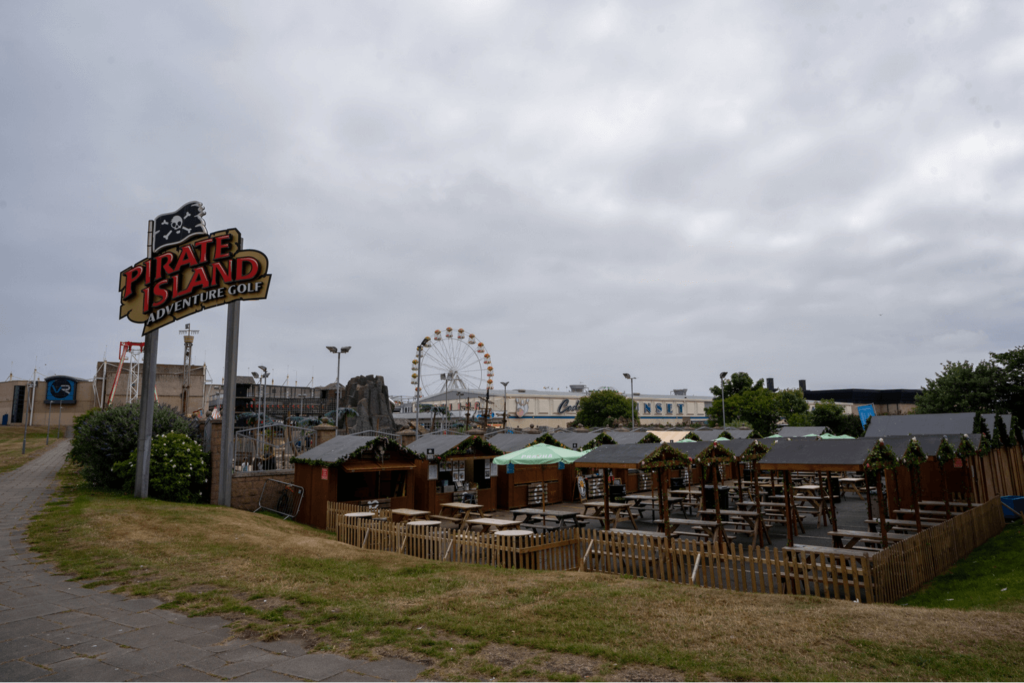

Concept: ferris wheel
[[411, 328, 494, 398]]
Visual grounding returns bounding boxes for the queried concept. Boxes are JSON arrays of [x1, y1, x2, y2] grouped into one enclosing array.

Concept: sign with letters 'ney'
[[118, 202, 272, 334]]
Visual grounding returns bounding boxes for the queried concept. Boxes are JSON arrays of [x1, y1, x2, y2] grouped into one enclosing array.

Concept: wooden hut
[[407, 434, 504, 514], [488, 432, 572, 509], [292, 435, 423, 529], [572, 442, 690, 531]]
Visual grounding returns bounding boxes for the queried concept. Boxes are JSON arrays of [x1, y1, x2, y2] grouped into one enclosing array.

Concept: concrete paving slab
[[66, 618, 138, 640], [221, 645, 286, 663], [69, 637, 126, 657], [177, 627, 239, 649], [231, 669, 303, 682], [25, 646, 79, 666], [132, 665, 224, 682], [0, 658, 51, 681], [0, 635, 59, 662], [104, 609, 168, 629], [101, 641, 210, 675], [270, 653, 356, 681], [249, 638, 307, 655], [40, 611, 106, 628], [0, 617, 61, 641], [38, 628, 95, 646], [36, 655, 134, 682]]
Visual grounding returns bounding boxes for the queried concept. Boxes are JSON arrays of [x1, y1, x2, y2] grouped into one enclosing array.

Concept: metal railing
[[233, 423, 318, 473]]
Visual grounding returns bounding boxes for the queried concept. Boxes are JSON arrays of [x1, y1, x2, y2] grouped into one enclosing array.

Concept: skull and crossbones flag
[[152, 201, 208, 253]]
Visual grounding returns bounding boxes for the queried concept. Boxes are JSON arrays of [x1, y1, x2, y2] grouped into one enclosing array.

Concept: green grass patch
[[26, 462, 1024, 681], [0, 425, 66, 473], [903, 521, 1024, 612]]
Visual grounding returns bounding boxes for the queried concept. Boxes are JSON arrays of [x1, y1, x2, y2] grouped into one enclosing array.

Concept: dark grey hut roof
[[293, 435, 390, 465], [407, 434, 500, 459], [777, 426, 829, 437], [717, 428, 753, 439], [758, 438, 873, 471], [865, 413, 1012, 438], [487, 432, 566, 453], [552, 431, 603, 450], [573, 443, 667, 467], [603, 430, 650, 445]]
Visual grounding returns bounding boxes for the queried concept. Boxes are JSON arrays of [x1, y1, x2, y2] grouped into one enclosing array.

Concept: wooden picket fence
[[329, 496, 1006, 604], [870, 496, 1004, 602], [577, 529, 875, 601], [337, 515, 579, 570], [326, 501, 391, 531]]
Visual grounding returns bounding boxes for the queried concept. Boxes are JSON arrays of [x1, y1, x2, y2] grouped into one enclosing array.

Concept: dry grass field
[[0, 425, 65, 474], [28, 467, 1024, 681]]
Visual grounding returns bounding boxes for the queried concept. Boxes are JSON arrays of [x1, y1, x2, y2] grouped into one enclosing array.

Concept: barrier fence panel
[[234, 424, 318, 473], [329, 491, 1009, 604], [254, 479, 304, 520]]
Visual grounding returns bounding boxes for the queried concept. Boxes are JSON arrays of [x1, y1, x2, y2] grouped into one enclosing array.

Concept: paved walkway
[[0, 442, 426, 682]]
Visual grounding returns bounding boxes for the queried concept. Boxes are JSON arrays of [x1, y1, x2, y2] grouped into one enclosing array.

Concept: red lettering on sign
[[175, 245, 199, 271], [211, 260, 233, 286], [122, 266, 144, 301], [154, 253, 175, 280], [192, 238, 212, 264], [151, 279, 169, 307], [213, 234, 232, 260], [180, 266, 211, 296], [234, 257, 260, 282]]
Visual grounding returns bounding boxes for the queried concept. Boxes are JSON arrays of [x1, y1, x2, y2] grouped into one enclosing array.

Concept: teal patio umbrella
[[494, 444, 587, 512]]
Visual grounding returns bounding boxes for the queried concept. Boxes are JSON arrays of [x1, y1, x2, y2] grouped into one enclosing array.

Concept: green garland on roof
[[291, 436, 423, 468], [865, 438, 899, 471], [956, 434, 976, 460], [440, 435, 503, 461], [638, 444, 691, 472], [740, 440, 769, 463], [935, 437, 957, 464], [683, 432, 701, 441], [638, 432, 662, 444], [695, 441, 735, 464], [582, 432, 617, 450], [718, 430, 733, 440], [902, 437, 928, 467], [529, 432, 566, 449]]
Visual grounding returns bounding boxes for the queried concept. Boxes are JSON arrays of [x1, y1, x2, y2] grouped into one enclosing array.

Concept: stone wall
[[207, 417, 295, 511], [230, 471, 296, 512]]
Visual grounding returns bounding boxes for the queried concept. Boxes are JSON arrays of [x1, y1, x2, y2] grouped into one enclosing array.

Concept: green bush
[[69, 403, 202, 489], [112, 433, 209, 503]]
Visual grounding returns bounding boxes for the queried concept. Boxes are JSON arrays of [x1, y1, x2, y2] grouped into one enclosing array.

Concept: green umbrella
[[494, 444, 587, 513], [493, 443, 586, 465]]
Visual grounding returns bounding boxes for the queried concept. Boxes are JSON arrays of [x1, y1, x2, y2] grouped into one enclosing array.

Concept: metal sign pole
[[219, 300, 240, 506], [134, 220, 158, 499], [134, 329, 159, 497]]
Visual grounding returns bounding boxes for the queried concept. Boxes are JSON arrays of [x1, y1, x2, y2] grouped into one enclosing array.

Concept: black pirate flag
[[153, 201, 207, 253]]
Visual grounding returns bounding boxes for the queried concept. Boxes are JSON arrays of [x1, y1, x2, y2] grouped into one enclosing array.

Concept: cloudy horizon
[[2, 1, 1021, 401]]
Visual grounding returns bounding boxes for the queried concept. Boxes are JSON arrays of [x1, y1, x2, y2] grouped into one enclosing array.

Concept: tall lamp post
[[500, 381, 509, 430], [719, 371, 728, 428], [326, 346, 351, 437], [623, 373, 636, 429], [413, 337, 430, 436]]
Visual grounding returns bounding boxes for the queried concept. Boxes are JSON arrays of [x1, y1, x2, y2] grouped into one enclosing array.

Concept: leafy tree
[[809, 399, 863, 437], [991, 346, 1024, 421], [727, 387, 780, 437], [574, 389, 637, 428], [915, 359, 1002, 415], [775, 389, 810, 423]]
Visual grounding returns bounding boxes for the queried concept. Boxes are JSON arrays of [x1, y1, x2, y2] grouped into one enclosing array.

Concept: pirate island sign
[[118, 202, 271, 334]]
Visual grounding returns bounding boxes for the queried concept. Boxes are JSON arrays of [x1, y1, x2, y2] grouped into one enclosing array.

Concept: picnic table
[[623, 493, 687, 519], [699, 508, 766, 542], [465, 518, 524, 533], [511, 508, 579, 530], [579, 501, 639, 530], [838, 477, 865, 500], [391, 508, 431, 523], [828, 529, 891, 549], [432, 502, 485, 529]]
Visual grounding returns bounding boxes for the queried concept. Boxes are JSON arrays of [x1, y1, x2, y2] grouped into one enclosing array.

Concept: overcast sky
[[2, 1, 1021, 400]]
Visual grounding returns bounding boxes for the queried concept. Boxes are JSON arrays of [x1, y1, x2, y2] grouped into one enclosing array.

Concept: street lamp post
[[413, 337, 430, 436], [719, 371, 728, 428], [326, 346, 351, 437], [623, 373, 636, 429], [500, 381, 509, 430]]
